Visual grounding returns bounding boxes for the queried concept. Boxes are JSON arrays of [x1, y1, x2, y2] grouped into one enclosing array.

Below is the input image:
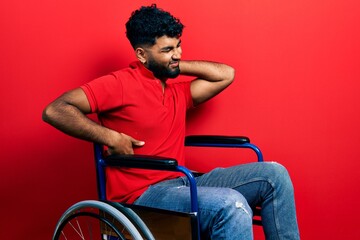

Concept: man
[[43, 4, 299, 239]]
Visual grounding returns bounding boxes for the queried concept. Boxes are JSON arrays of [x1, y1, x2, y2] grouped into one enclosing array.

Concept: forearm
[[179, 60, 235, 82], [180, 60, 235, 106], [42, 100, 120, 148]]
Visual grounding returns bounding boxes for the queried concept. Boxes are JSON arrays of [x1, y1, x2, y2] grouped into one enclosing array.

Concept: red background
[[1, 0, 359, 239]]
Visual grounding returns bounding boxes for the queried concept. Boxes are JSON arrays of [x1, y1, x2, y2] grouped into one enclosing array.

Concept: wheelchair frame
[[53, 135, 263, 240]]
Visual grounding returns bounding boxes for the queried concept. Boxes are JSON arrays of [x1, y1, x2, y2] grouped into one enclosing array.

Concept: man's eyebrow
[[160, 40, 182, 51]]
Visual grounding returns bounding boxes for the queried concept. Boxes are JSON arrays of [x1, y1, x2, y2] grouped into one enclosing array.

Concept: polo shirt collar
[[130, 61, 156, 80]]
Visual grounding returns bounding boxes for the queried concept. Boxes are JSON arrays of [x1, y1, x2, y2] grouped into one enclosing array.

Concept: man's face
[[143, 36, 182, 80]]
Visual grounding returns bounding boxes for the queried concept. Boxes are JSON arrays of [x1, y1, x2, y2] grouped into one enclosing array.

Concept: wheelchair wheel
[[53, 200, 153, 240]]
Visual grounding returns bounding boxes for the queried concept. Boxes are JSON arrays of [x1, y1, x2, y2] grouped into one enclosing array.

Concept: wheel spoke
[[67, 219, 85, 240], [53, 200, 148, 240]]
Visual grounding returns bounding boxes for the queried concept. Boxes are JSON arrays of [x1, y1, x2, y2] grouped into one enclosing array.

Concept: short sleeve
[[80, 73, 123, 113]]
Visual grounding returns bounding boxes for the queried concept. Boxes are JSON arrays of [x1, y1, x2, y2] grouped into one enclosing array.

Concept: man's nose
[[172, 48, 182, 59]]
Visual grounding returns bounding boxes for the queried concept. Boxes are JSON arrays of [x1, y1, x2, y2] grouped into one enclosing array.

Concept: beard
[[147, 58, 180, 80]]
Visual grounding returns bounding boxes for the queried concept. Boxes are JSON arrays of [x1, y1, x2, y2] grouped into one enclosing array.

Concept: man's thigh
[[134, 180, 249, 214], [196, 162, 283, 208]]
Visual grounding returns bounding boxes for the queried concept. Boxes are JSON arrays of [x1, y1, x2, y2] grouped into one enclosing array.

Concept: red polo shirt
[[81, 61, 193, 203]]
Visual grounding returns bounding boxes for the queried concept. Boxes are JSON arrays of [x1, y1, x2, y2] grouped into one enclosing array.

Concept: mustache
[[170, 60, 179, 64]]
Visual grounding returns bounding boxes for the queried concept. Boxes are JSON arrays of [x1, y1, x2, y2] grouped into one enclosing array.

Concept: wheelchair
[[53, 135, 264, 240]]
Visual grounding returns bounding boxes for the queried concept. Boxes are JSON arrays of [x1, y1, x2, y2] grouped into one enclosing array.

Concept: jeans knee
[[267, 162, 294, 193], [269, 162, 288, 176], [215, 189, 253, 219]]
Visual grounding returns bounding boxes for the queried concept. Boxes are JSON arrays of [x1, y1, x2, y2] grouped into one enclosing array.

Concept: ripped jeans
[[134, 162, 300, 240]]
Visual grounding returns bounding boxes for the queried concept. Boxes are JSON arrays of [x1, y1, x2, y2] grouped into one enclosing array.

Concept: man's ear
[[135, 47, 147, 64]]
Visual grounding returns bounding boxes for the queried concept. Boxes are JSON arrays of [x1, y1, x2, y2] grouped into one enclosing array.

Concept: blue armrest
[[185, 135, 250, 145], [104, 154, 178, 171], [185, 135, 264, 162]]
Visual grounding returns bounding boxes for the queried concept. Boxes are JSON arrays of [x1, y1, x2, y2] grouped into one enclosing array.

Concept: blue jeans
[[134, 162, 300, 240]]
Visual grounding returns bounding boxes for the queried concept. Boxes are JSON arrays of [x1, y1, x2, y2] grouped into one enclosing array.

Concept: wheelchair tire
[[53, 200, 154, 240]]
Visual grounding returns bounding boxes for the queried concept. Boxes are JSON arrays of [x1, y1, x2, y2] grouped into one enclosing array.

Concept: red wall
[[1, 0, 359, 239]]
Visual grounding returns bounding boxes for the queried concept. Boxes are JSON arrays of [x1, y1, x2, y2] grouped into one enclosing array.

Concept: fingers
[[131, 138, 145, 147], [123, 133, 145, 147], [108, 133, 145, 155]]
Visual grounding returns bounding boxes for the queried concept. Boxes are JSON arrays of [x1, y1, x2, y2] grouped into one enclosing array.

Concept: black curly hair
[[126, 4, 184, 49]]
